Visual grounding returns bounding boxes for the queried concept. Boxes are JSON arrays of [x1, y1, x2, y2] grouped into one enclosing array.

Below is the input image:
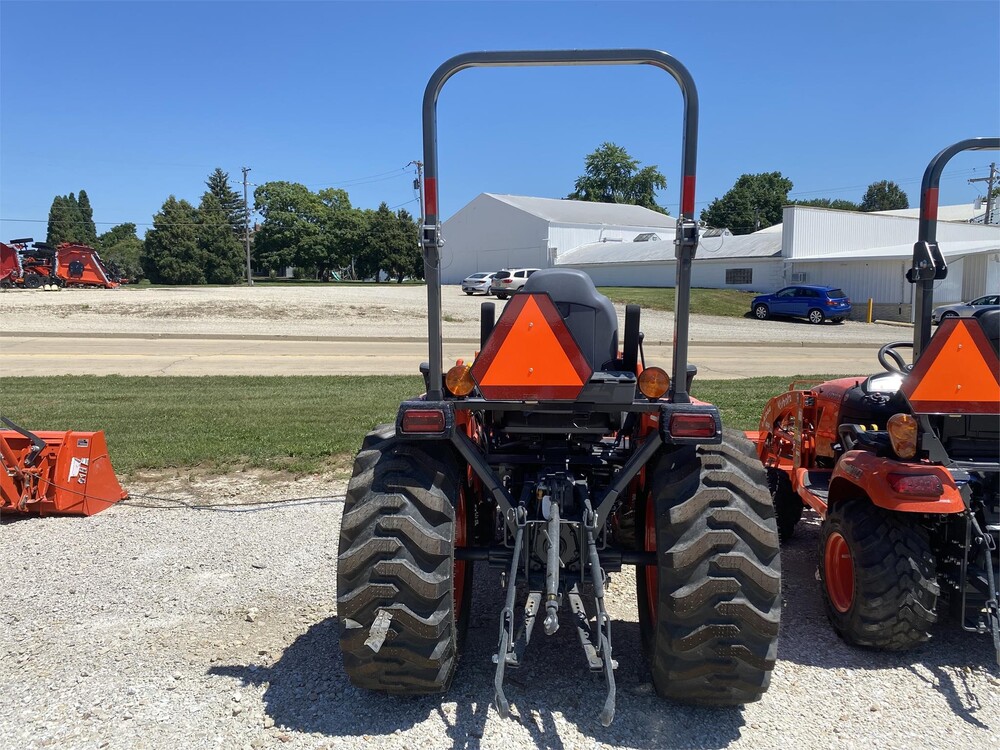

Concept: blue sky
[[1, 1, 998, 242]]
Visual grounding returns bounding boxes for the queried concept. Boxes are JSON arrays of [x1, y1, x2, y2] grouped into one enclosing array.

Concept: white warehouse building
[[439, 194, 676, 284], [438, 192, 999, 321]]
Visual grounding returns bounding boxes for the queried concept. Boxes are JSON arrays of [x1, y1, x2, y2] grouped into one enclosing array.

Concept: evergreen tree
[[197, 192, 245, 284], [142, 197, 205, 284], [206, 168, 248, 238], [77, 190, 98, 244], [46, 194, 86, 245]]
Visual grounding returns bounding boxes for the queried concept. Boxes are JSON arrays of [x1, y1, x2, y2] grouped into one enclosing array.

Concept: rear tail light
[[669, 412, 717, 438], [887, 473, 943, 497], [502, 279, 512, 284], [400, 409, 446, 434]]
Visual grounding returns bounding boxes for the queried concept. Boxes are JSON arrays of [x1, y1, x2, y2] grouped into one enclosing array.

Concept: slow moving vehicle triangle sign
[[471, 293, 592, 400], [902, 317, 1000, 414]]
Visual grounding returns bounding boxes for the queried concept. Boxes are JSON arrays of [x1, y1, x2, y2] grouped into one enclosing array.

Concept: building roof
[[874, 203, 985, 222], [791, 239, 999, 263], [486, 194, 676, 228], [557, 229, 781, 266]]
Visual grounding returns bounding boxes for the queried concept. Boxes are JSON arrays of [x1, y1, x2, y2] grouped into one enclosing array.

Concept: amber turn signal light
[[887, 413, 917, 458], [638, 367, 670, 400], [445, 364, 476, 397]]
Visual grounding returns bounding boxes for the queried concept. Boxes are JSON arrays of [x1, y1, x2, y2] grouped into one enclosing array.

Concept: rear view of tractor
[[751, 138, 1000, 662], [336, 50, 780, 726]]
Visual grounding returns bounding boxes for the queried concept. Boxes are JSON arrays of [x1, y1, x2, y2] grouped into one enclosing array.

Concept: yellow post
[[867, 298, 874, 324]]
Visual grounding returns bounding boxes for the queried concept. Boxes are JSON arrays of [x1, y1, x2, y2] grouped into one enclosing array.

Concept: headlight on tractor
[[887, 413, 918, 458]]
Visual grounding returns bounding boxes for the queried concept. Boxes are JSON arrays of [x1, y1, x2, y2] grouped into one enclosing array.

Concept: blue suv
[[751, 285, 851, 324]]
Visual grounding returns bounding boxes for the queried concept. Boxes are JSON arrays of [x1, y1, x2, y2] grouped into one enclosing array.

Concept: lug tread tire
[[768, 468, 804, 542], [337, 424, 463, 693], [819, 499, 938, 650], [640, 430, 780, 706]]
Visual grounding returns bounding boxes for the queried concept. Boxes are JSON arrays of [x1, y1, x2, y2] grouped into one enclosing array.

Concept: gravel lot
[[0, 284, 902, 344], [5, 284, 991, 749], [2, 473, 997, 750]]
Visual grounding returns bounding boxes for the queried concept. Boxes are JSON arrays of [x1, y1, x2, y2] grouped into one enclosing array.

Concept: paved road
[[0, 335, 887, 378]]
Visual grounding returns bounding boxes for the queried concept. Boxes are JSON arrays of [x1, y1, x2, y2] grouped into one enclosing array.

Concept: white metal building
[[782, 206, 1000, 316], [556, 223, 782, 290], [439, 194, 676, 283], [440, 193, 999, 320]]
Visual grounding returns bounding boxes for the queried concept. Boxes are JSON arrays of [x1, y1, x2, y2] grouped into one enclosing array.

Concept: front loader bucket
[[0, 427, 128, 516]]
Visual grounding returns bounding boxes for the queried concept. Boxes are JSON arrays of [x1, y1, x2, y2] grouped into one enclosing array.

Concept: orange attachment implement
[[0, 419, 127, 516]]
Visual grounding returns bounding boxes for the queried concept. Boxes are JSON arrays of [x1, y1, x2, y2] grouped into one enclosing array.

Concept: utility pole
[[242, 166, 253, 286], [408, 160, 424, 229], [969, 162, 998, 225]]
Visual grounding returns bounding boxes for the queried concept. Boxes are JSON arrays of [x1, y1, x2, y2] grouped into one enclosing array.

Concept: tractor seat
[[522, 268, 618, 371]]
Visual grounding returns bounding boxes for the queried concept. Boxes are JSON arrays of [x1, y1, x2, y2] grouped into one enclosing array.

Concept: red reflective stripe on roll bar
[[682, 175, 696, 216], [425, 177, 438, 218], [922, 187, 938, 222]]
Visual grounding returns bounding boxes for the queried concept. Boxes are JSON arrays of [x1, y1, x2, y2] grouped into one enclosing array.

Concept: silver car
[[461, 271, 496, 295], [931, 294, 999, 325]]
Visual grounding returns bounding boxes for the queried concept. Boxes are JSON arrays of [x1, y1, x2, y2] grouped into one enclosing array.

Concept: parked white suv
[[490, 268, 540, 299]]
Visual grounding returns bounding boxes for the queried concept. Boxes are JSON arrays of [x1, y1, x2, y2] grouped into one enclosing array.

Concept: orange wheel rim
[[825, 532, 855, 613], [644, 495, 657, 620]]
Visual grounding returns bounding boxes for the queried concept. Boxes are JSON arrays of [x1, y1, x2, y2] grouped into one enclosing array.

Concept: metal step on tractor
[[750, 138, 1000, 664], [336, 50, 781, 726]]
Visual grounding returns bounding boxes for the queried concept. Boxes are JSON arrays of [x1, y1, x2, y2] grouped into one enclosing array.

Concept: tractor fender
[[829, 450, 964, 514]]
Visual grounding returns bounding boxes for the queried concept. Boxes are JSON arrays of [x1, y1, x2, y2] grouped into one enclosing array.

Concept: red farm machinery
[[751, 138, 1000, 664], [0, 238, 123, 289], [336, 50, 781, 726], [0, 417, 128, 516]]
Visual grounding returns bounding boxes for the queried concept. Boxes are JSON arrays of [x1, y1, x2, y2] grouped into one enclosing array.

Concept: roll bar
[[910, 137, 999, 355], [421, 50, 700, 401]]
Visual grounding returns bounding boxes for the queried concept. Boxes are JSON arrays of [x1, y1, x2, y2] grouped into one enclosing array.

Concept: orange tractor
[[751, 137, 1000, 663], [336, 50, 780, 727]]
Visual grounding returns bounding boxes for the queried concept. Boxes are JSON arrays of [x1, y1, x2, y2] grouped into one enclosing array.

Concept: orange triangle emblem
[[902, 318, 1000, 414], [471, 293, 592, 400]]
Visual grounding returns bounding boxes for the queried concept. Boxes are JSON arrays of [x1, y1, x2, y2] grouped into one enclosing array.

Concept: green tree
[[252, 181, 328, 275], [77, 190, 98, 244], [96, 223, 144, 282], [46, 192, 92, 245], [568, 142, 667, 212], [142, 197, 205, 284], [700, 172, 794, 235], [793, 197, 860, 211], [197, 192, 245, 284], [860, 180, 909, 212], [206, 168, 248, 238]]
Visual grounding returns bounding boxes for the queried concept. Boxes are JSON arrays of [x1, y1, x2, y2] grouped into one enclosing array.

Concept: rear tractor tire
[[818, 499, 938, 650], [636, 430, 781, 705], [337, 424, 472, 693], [767, 468, 804, 542]]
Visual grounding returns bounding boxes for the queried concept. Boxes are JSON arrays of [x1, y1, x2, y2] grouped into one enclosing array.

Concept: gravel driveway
[[0, 285, 903, 344], [2, 473, 997, 750]]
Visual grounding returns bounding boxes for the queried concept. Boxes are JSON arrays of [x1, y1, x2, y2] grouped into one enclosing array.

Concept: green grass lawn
[[0, 374, 844, 477], [599, 287, 758, 318]]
